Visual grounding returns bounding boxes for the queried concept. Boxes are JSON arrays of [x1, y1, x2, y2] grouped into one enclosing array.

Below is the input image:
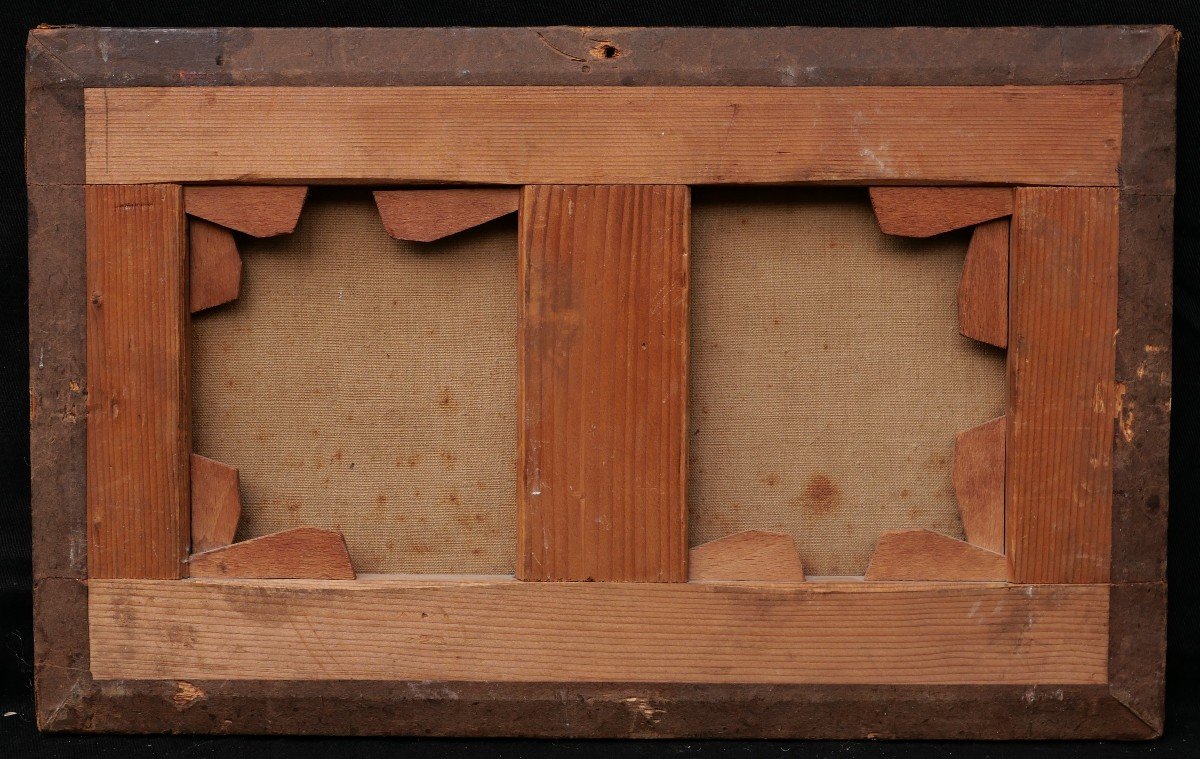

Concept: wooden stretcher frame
[[26, 26, 1175, 738]]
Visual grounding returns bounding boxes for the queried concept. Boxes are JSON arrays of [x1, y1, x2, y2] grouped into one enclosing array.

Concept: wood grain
[[374, 188, 519, 242], [184, 186, 307, 237], [689, 530, 805, 581], [959, 218, 1010, 347], [870, 187, 1014, 237], [954, 416, 1007, 554], [187, 527, 355, 579], [518, 185, 689, 582], [85, 87, 1121, 185], [86, 184, 189, 579], [27, 25, 1172, 741], [88, 578, 1108, 684], [188, 218, 241, 312], [865, 530, 1007, 581], [189, 453, 241, 553], [1007, 188, 1118, 584]]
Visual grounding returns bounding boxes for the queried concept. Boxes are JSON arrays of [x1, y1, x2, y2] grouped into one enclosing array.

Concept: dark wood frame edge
[[27, 25, 1177, 738]]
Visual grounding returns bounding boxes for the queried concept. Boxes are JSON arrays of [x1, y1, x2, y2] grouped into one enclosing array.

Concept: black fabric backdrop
[[2, 2, 1196, 757]]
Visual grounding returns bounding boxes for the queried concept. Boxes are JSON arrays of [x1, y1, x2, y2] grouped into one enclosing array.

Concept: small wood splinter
[[374, 187, 519, 242], [690, 530, 805, 582], [188, 526, 355, 580], [865, 529, 1006, 582], [869, 187, 1014, 237]]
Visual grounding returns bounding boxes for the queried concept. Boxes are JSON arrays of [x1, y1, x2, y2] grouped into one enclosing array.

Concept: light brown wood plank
[[86, 184, 189, 579], [690, 530, 805, 581], [86, 87, 1121, 186], [1007, 188, 1118, 584], [184, 186, 307, 237], [518, 185, 689, 582], [188, 218, 241, 313], [954, 416, 1006, 554], [865, 530, 1007, 581], [187, 527, 355, 579], [870, 187, 1014, 237], [189, 453, 241, 553], [374, 188, 519, 242], [959, 218, 1010, 347], [89, 578, 1109, 684]]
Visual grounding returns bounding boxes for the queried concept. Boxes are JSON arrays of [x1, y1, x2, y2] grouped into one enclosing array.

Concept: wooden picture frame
[[27, 26, 1176, 738]]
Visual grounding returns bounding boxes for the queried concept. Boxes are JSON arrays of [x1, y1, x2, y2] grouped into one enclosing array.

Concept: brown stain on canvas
[[438, 387, 460, 410], [797, 473, 842, 515]]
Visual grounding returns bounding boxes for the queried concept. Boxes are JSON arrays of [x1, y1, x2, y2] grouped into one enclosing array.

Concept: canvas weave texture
[[688, 188, 1005, 575], [193, 188, 1004, 575], [193, 189, 519, 573]]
